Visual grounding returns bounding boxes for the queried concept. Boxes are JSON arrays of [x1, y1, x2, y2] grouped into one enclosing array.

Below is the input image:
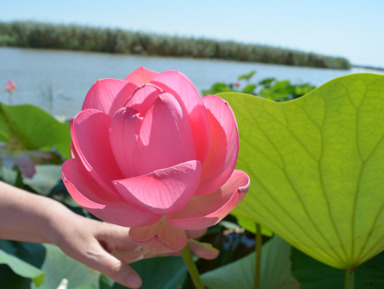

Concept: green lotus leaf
[[0, 103, 70, 159], [202, 236, 299, 289], [292, 247, 384, 288], [32, 244, 99, 289], [219, 73, 384, 270], [0, 248, 44, 287], [108, 256, 187, 289]]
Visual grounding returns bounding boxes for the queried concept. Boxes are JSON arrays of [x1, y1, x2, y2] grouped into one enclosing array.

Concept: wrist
[[43, 200, 80, 246]]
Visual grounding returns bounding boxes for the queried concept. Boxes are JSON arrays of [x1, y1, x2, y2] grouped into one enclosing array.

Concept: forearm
[[0, 180, 75, 244]]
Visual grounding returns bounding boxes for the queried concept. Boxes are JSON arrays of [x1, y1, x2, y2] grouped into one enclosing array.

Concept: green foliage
[[202, 71, 316, 102], [202, 237, 299, 289], [0, 103, 70, 159], [238, 71, 256, 81], [102, 257, 187, 289], [0, 240, 46, 288], [0, 240, 99, 289], [236, 217, 273, 236], [31, 244, 100, 289], [292, 247, 384, 289], [219, 73, 384, 270], [0, 21, 351, 69], [0, 246, 44, 287]]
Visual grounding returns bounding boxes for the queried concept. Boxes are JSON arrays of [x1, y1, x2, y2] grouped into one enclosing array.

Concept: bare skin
[[0, 181, 218, 288]]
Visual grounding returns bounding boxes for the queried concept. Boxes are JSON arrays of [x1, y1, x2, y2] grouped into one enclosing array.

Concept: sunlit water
[[1, 47, 383, 119]]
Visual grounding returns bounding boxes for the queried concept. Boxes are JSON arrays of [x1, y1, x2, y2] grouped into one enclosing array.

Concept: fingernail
[[127, 274, 142, 288]]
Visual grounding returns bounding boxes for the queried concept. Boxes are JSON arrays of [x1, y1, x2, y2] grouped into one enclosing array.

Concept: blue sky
[[1, 0, 383, 67]]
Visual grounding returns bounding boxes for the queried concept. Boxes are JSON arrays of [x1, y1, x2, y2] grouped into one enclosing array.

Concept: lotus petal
[[134, 93, 196, 175], [109, 107, 142, 178], [129, 217, 188, 253], [168, 170, 249, 230], [108, 82, 137, 116], [82, 79, 128, 115], [114, 160, 201, 215], [71, 109, 123, 198], [62, 158, 160, 227], [124, 66, 158, 85], [151, 71, 210, 163], [13, 153, 35, 178], [124, 83, 163, 115], [197, 95, 239, 195]]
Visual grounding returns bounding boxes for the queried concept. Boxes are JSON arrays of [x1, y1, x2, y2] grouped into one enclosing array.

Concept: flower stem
[[254, 223, 262, 289], [345, 267, 355, 289], [181, 245, 205, 289], [14, 169, 24, 189]]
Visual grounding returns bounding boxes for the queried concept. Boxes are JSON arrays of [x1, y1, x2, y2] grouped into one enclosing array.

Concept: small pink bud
[[6, 81, 16, 93]]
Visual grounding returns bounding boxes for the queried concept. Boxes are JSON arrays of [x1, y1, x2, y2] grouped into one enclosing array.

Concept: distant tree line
[[0, 21, 351, 69]]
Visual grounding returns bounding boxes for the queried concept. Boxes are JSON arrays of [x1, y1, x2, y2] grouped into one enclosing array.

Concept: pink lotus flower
[[0, 134, 53, 178], [6, 81, 16, 93], [0, 144, 53, 178], [62, 67, 250, 253]]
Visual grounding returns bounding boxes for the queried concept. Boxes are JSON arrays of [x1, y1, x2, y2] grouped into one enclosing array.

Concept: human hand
[[52, 214, 218, 288]]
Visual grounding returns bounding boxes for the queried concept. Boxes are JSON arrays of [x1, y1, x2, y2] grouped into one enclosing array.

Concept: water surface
[[0, 47, 382, 118]]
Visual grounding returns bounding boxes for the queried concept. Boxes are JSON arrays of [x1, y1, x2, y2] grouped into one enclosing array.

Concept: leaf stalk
[[345, 267, 355, 289], [255, 223, 262, 289]]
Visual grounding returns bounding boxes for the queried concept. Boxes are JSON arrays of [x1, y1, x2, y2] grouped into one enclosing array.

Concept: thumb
[[78, 242, 142, 288]]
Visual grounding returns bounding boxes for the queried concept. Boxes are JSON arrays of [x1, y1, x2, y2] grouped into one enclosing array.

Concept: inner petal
[[110, 107, 143, 178], [151, 71, 211, 163], [114, 160, 201, 215], [124, 67, 159, 85], [134, 92, 196, 175], [124, 83, 163, 115]]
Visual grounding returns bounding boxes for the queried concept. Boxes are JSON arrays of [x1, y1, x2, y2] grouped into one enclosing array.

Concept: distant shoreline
[[0, 21, 352, 70], [352, 64, 384, 72]]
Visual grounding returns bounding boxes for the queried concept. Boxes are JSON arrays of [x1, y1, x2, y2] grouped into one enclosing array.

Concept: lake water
[[1, 47, 383, 119]]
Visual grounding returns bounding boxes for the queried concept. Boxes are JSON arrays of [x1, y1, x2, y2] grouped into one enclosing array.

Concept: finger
[[77, 241, 143, 288], [188, 239, 219, 260], [94, 222, 137, 251], [112, 246, 146, 263]]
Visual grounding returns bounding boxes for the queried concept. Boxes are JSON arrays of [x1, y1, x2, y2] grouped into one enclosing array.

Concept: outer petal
[[114, 160, 201, 215], [186, 228, 207, 239], [62, 158, 160, 227], [129, 217, 188, 254], [151, 71, 210, 163], [197, 95, 239, 195], [109, 107, 142, 178], [82, 79, 129, 115], [135, 92, 196, 175], [71, 109, 123, 199], [124, 67, 158, 85], [168, 170, 250, 230]]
